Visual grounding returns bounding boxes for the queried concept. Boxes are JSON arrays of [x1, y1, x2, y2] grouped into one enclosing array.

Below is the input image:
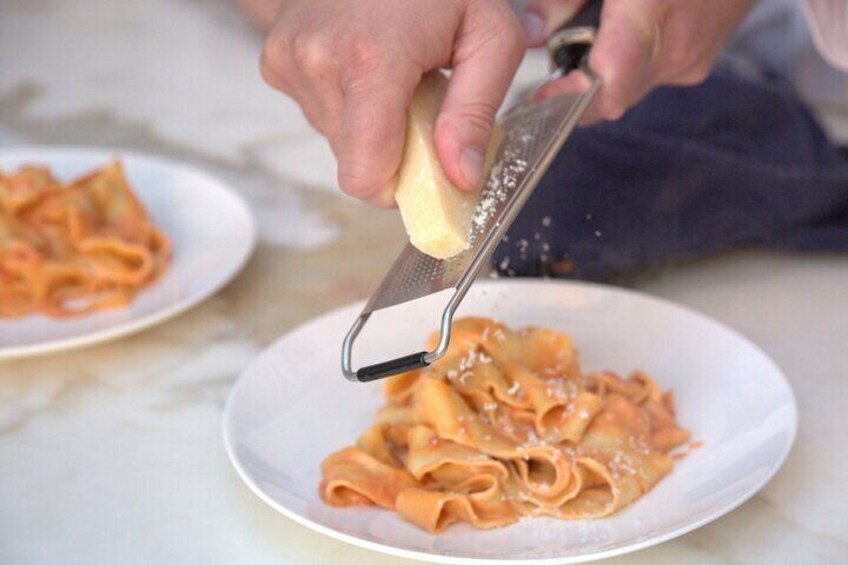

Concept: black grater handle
[[548, 0, 602, 73], [355, 351, 430, 382]]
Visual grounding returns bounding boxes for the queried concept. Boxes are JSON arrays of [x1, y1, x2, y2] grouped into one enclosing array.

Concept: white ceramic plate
[[0, 146, 256, 359], [223, 280, 797, 564]]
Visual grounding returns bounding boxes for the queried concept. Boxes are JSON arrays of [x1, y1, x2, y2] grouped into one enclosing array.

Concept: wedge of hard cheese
[[394, 71, 502, 260]]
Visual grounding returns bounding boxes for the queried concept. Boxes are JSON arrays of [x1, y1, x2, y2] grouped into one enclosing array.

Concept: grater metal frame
[[342, 23, 601, 383]]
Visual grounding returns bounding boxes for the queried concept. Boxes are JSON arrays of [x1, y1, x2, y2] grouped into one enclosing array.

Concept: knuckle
[[503, 16, 526, 55], [260, 36, 291, 90], [437, 100, 498, 144], [477, 10, 526, 63], [291, 31, 332, 71], [345, 38, 385, 78], [338, 165, 376, 199], [458, 101, 498, 130], [487, 8, 525, 53]]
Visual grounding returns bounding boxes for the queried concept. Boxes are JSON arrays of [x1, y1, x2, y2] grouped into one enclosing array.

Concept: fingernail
[[520, 11, 546, 45], [459, 147, 484, 189]]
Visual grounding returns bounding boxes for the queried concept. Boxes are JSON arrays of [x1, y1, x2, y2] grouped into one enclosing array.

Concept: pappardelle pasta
[[320, 317, 691, 533], [0, 161, 170, 318]]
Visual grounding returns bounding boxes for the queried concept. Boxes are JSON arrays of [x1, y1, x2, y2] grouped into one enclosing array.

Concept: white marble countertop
[[1, 1, 847, 563]]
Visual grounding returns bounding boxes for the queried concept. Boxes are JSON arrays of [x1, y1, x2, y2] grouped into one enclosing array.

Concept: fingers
[[522, 0, 588, 46], [531, 1, 660, 123], [435, 1, 525, 191], [335, 78, 413, 208], [531, 69, 594, 102], [260, 26, 342, 137], [584, 2, 660, 121], [260, 0, 527, 206], [529, 1, 754, 123], [261, 11, 410, 208]]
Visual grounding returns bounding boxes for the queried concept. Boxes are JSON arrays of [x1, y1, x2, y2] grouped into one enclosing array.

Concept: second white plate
[[223, 279, 797, 564], [0, 146, 256, 359]]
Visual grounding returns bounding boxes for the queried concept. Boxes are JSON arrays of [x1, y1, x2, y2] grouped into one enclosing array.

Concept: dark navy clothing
[[495, 65, 848, 281]]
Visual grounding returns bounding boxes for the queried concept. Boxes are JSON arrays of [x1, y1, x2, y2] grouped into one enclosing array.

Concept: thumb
[[434, 2, 525, 191]]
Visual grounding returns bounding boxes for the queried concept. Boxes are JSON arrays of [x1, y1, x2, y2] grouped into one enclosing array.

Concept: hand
[[235, 0, 281, 30], [522, 0, 756, 122], [260, 0, 525, 207]]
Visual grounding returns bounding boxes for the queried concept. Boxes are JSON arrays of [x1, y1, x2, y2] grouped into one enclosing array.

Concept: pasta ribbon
[[0, 161, 170, 318], [319, 318, 692, 533]]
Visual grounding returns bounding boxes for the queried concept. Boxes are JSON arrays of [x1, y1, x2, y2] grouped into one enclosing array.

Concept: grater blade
[[362, 87, 599, 315], [341, 0, 604, 382], [342, 73, 601, 382]]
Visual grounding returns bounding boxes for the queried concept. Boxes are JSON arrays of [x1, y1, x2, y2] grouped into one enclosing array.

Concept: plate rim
[[0, 144, 258, 360], [222, 278, 798, 564]]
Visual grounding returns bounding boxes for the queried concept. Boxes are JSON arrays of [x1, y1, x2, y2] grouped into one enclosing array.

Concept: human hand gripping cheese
[[394, 71, 503, 260]]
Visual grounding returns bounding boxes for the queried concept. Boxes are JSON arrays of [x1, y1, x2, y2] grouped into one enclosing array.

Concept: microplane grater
[[342, 2, 603, 382]]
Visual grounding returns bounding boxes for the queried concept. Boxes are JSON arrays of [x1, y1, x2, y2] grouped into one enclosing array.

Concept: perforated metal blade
[[361, 85, 599, 315], [342, 71, 601, 382], [340, 0, 605, 382]]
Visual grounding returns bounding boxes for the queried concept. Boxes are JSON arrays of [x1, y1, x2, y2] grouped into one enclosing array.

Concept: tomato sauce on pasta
[[320, 318, 692, 533], [0, 161, 170, 318]]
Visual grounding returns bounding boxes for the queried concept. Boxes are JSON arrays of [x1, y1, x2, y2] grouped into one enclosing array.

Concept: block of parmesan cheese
[[394, 71, 502, 260]]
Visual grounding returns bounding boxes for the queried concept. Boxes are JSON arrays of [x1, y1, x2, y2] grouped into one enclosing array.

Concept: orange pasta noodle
[[0, 160, 170, 318], [319, 317, 693, 533]]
